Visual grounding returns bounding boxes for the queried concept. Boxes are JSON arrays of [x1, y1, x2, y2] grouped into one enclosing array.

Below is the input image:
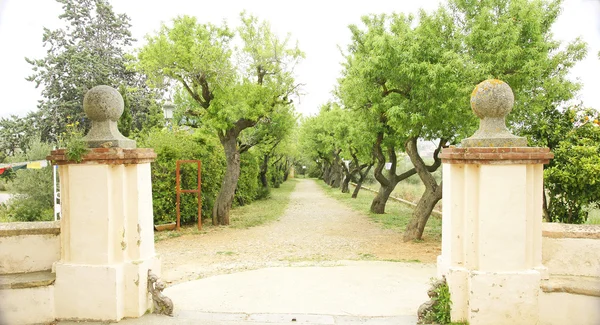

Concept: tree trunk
[[341, 173, 351, 193], [283, 158, 290, 181], [403, 184, 442, 241], [402, 137, 445, 241], [370, 183, 396, 214], [542, 190, 550, 222], [330, 155, 342, 188], [322, 162, 332, 184], [259, 154, 269, 189], [369, 132, 400, 214], [352, 164, 372, 199], [212, 133, 241, 226]]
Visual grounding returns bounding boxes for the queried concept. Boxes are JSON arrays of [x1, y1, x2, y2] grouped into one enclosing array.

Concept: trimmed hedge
[[139, 128, 225, 225]]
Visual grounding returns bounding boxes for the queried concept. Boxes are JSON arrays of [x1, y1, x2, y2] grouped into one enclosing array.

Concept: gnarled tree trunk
[[369, 132, 417, 214], [329, 150, 343, 188], [352, 164, 372, 199], [403, 137, 445, 241], [403, 183, 442, 241], [259, 154, 269, 189], [370, 181, 397, 213], [322, 161, 332, 184], [213, 133, 241, 226]]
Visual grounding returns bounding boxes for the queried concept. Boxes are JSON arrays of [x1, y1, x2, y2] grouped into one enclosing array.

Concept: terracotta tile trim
[[440, 147, 553, 165], [47, 148, 157, 165]]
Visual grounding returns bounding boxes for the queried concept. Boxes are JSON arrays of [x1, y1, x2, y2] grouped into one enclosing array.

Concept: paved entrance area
[[58, 261, 435, 324], [57, 179, 438, 324]]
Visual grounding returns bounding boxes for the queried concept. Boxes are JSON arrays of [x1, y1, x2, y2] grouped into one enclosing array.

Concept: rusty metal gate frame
[[175, 160, 202, 231]]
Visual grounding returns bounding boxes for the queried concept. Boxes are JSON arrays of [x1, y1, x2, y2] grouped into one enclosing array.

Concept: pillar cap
[[461, 79, 527, 148], [439, 147, 553, 165], [82, 85, 136, 149], [47, 148, 156, 165]]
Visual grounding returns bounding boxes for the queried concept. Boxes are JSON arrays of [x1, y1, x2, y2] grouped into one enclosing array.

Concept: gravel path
[[156, 178, 440, 284]]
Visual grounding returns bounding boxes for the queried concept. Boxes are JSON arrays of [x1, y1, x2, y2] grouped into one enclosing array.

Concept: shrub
[[234, 150, 260, 206], [545, 121, 600, 223], [139, 128, 225, 225], [4, 139, 54, 222], [6, 195, 53, 222]]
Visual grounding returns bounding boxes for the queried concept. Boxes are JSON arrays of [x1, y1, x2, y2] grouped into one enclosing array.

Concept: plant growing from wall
[[58, 120, 89, 163]]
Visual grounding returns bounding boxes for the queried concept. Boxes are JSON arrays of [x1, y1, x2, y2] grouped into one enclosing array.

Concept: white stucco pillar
[[49, 148, 159, 321], [48, 86, 160, 322], [436, 80, 553, 325]]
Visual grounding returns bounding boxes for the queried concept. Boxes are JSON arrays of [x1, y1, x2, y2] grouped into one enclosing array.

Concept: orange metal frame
[[175, 160, 202, 231]]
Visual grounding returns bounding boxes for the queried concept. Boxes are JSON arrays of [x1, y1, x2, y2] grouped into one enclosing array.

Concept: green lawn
[[316, 180, 442, 241], [586, 208, 600, 225], [229, 179, 298, 228]]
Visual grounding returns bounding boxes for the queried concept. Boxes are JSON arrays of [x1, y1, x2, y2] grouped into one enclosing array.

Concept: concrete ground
[[58, 261, 435, 325]]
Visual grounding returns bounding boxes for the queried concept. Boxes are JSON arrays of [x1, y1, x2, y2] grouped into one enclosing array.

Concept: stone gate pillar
[[437, 80, 553, 325], [48, 86, 160, 321]]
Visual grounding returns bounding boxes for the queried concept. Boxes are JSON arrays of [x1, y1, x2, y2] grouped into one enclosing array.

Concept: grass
[[216, 251, 237, 256], [230, 179, 297, 228], [154, 179, 298, 241], [585, 208, 600, 225], [316, 180, 442, 241], [390, 180, 443, 211]]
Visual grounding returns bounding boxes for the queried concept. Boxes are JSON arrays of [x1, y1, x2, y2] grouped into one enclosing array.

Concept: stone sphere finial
[[470, 79, 514, 119], [83, 85, 124, 122], [461, 79, 527, 148], [82, 85, 135, 149]]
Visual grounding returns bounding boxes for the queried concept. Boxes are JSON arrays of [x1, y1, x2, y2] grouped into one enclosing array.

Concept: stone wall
[[540, 223, 600, 325], [0, 221, 60, 274], [0, 221, 60, 325]]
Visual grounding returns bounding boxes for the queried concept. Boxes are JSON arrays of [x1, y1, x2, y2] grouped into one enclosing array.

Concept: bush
[[139, 128, 225, 225], [546, 121, 600, 223], [6, 195, 53, 222], [234, 150, 260, 206], [4, 139, 54, 222]]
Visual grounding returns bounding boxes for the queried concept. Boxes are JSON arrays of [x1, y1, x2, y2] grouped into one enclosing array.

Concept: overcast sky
[[0, 0, 598, 119]]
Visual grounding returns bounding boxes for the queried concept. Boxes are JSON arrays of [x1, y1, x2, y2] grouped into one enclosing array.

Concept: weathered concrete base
[[54, 263, 125, 321], [54, 257, 159, 321], [0, 285, 55, 325], [447, 266, 542, 325], [469, 270, 540, 325], [540, 292, 600, 325]]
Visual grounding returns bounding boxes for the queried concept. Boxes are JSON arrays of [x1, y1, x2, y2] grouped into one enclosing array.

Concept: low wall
[[0, 221, 61, 274], [541, 223, 600, 277], [540, 223, 600, 325], [0, 221, 60, 325]]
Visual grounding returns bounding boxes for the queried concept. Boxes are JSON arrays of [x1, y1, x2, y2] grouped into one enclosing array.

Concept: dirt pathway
[[156, 179, 440, 284]]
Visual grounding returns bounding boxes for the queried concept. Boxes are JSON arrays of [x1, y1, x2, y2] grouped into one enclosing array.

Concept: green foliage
[[57, 120, 88, 163], [586, 208, 600, 225], [3, 139, 54, 222], [235, 151, 260, 206], [431, 279, 452, 324], [118, 84, 133, 137], [328, 0, 589, 236], [419, 278, 457, 325], [545, 110, 600, 223], [138, 12, 303, 224], [0, 113, 41, 157], [138, 128, 225, 225], [26, 0, 162, 143]]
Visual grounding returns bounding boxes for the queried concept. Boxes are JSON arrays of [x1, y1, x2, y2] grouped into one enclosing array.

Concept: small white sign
[[384, 162, 392, 170]]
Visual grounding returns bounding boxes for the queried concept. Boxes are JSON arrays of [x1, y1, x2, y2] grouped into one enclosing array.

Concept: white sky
[[0, 0, 598, 119]]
